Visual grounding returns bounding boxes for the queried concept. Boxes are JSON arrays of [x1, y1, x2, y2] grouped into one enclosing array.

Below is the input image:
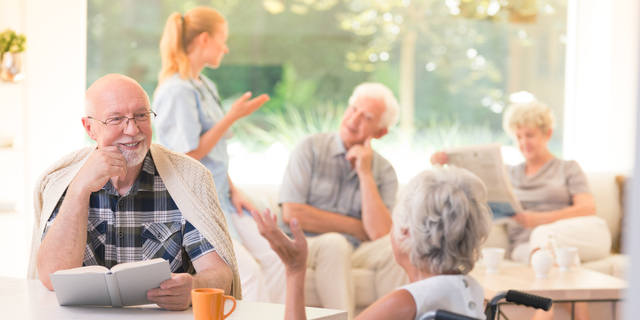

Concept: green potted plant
[[0, 29, 27, 82]]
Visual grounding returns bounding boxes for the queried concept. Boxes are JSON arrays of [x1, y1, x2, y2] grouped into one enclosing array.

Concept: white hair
[[392, 167, 493, 274], [348, 83, 399, 129], [502, 100, 556, 139]]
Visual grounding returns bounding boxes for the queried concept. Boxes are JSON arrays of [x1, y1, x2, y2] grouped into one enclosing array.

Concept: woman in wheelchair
[[255, 167, 493, 320]]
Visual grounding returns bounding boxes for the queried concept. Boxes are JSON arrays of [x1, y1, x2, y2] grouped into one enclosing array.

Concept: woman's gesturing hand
[[430, 151, 449, 166], [228, 92, 270, 120], [229, 186, 257, 217], [253, 208, 308, 275]]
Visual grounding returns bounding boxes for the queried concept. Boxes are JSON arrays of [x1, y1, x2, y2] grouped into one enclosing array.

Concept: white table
[[0, 277, 347, 320], [469, 265, 628, 319]]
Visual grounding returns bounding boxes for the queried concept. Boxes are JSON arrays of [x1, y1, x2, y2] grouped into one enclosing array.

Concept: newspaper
[[443, 143, 523, 223]]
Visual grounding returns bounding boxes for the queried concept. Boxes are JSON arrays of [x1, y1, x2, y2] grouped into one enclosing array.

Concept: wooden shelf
[[0, 80, 25, 87], [0, 210, 21, 216], [0, 147, 23, 154]]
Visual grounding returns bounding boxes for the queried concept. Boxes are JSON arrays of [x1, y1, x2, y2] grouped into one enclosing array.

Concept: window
[[87, 0, 568, 183]]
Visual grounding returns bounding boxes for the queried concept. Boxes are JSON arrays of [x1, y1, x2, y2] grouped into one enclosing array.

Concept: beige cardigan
[[27, 143, 242, 299]]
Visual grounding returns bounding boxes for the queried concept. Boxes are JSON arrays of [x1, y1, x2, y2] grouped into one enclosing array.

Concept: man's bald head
[[82, 74, 153, 168], [85, 74, 150, 117]]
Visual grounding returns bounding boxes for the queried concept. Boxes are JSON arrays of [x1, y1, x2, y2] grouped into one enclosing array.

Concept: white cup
[[482, 248, 506, 274], [556, 246, 578, 272]]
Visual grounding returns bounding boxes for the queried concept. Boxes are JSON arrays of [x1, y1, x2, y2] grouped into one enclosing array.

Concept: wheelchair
[[418, 290, 553, 320]]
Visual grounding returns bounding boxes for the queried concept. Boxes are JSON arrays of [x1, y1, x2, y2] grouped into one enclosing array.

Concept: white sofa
[[238, 171, 628, 309], [481, 171, 628, 279]]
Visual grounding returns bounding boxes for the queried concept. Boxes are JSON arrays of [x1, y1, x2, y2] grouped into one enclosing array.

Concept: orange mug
[[191, 288, 236, 320]]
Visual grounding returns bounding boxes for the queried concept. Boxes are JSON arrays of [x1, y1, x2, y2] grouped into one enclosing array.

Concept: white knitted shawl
[[27, 143, 242, 299]]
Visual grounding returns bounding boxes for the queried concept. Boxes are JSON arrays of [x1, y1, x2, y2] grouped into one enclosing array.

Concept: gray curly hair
[[392, 167, 493, 274]]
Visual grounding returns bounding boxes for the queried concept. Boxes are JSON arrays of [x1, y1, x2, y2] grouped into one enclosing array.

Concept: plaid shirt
[[42, 152, 215, 274]]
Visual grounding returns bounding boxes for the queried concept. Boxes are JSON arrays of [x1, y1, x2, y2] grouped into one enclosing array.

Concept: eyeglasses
[[87, 111, 157, 128]]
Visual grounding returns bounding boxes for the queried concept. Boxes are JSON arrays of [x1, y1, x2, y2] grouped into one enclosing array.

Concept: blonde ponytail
[[158, 7, 226, 85]]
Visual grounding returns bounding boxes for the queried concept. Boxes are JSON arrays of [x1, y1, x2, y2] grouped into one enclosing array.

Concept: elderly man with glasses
[[28, 74, 239, 310]]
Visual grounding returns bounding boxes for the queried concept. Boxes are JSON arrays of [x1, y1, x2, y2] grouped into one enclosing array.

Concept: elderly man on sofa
[[28, 74, 240, 310], [279, 82, 408, 318]]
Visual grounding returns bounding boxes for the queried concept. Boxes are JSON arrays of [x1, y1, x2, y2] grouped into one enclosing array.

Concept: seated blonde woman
[[432, 101, 611, 263], [431, 100, 611, 320], [255, 167, 492, 320]]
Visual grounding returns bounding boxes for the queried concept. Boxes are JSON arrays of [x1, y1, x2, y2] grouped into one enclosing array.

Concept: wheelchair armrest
[[505, 290, 553, 311]]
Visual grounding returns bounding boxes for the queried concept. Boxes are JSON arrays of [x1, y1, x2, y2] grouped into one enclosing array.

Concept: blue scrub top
[[153, 73, 240, 240]]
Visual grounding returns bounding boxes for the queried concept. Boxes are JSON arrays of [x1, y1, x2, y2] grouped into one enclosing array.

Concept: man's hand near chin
[[345, 137, 373, 176], [147, 273, 194, 311]]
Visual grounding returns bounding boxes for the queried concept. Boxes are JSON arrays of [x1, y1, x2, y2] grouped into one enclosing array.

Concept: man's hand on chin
[[345, 137, 373, 176], [147, 273, 194, 311]]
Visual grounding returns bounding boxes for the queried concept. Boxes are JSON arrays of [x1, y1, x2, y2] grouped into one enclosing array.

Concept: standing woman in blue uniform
[[153, 6, 285, 303]]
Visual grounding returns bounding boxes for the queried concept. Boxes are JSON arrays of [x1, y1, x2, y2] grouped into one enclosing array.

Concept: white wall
[[0, 0, 86, 278], [563, 0, 639, 173], [23, 0, 87, 185], [564, 1, 640, 317]]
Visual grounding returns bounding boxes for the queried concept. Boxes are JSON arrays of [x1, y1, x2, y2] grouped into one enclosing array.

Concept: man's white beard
[[115, 136, 147, 167]]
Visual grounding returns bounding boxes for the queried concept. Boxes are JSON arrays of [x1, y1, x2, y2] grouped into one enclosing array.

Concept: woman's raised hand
[[253, 208, 308, 274], [228, 92, 270, 120], [430, 151, 449, 166]]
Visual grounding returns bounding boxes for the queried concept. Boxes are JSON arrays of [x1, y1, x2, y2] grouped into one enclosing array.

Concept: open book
[[443, 143, 523, 223], [50, 258, 171, 307]]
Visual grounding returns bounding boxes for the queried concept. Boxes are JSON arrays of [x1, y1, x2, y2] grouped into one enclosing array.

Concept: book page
[[114, 258, 171, 306], [50, 273, 112, 306], [443, 143, 523, 223], [110, 258, 167, 272], [52, 265, 109, 275]]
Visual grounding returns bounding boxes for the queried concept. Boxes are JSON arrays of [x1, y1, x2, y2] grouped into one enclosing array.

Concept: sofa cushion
[[581, 254, 628, 279], [585, 172, 622, 244], [482, 224, 510, 251]]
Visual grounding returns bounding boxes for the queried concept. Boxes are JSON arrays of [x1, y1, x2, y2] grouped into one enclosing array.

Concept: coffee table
[[0, 276, 347, 319], [469, 264, 627, 320]]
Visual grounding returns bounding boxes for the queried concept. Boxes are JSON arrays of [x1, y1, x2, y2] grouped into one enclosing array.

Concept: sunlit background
[[0, 0, 638, 288], [86, 0, 568, 183]]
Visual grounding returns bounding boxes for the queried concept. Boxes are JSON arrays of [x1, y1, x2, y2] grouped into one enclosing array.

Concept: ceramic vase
[[1, 52, 25, 82], [531, 249, 554, 278]]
